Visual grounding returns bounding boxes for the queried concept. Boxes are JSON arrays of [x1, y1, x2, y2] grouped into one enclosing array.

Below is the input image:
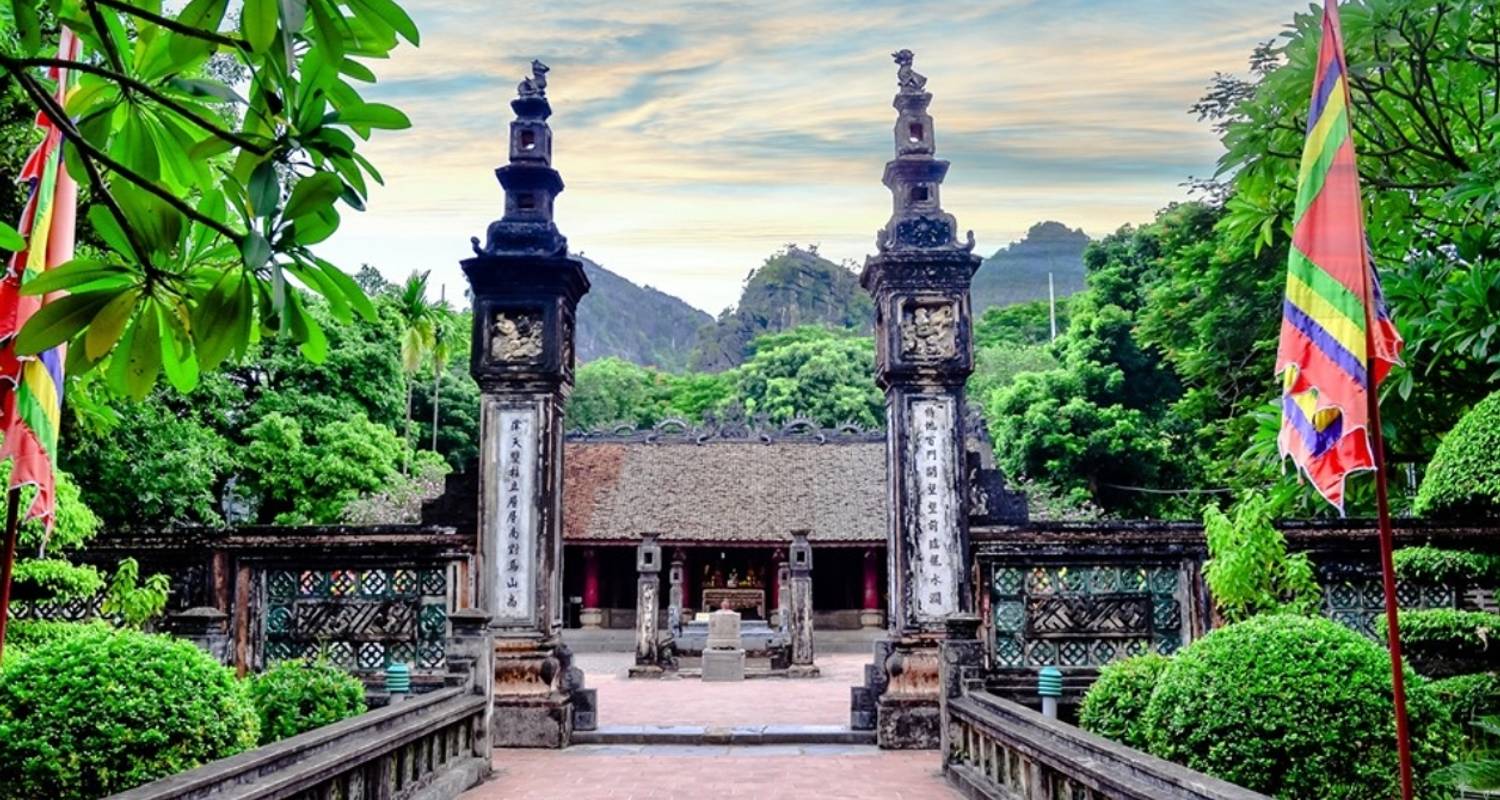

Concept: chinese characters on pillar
[[495, 406, 537, 624], [909, 398, 958, 621]]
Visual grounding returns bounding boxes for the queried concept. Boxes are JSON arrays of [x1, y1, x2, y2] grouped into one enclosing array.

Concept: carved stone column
[[773, 555, 790, 631], [628, 534, 665, 678], [668, 548, 686, 635], [462, 60, 589, 748], [787, 531, 819, 678], [855, 50, 981, 749]]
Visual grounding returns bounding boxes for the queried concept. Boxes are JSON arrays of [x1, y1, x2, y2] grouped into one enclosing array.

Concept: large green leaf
[[157, 302, 200, 393], [283, 173, 342, 220], [19, 259, 134, 296], [241, 0, 280, 53], [0, 222, 24, 252], [169, 0, 228, 62], [331, 102, 411, 131], [241, 230, 272, 270], [15, 291, 118, 356], [349, 0, 420, 45], [84, 288, 142, 360], [248, 160, 280, 218], [107, 309, 163, 400], [192, 269, 247, 371]]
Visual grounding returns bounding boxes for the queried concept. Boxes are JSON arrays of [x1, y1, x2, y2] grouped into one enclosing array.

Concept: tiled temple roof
[[562, 415, 887, 544]]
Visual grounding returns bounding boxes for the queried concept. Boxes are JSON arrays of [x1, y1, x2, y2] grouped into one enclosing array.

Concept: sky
[[319, 0, 1310, 314]]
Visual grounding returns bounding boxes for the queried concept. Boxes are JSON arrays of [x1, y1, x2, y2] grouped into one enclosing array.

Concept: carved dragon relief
[[899, 300, 957, 360], [489, 310, 544, 362]]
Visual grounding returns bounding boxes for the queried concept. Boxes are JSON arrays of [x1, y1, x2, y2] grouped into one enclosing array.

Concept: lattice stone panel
[[263, 566, 449, 674], [991, 564, 1185, 668], [1319, 560, 1455, 638]]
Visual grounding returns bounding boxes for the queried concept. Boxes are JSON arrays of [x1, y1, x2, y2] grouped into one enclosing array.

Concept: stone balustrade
[[943, 689, 1269, 800]]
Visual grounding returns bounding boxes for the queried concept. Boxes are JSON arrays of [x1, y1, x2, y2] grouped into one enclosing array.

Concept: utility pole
[[1048, 271, 1057, 342]]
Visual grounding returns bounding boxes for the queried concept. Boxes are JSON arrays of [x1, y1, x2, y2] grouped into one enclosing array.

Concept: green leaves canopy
[[1, 0, 418, 399]]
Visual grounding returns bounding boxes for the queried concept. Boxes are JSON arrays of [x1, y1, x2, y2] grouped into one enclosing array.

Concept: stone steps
[[571, 724, 876, 746]]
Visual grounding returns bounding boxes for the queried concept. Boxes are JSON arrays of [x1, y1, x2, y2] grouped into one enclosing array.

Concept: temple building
[[422, 406, 1026, 632]]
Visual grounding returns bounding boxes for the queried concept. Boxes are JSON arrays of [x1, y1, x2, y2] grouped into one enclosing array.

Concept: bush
[[1202, 493, 1321, 622], [1395, 546, 1500, 586], [1143, 614, 1459, 800], [2, 620, 110, 662], [1416, 391, 1500, 517], [1380, 609, 1500, 677], [1429, 673, 1500, 725], [1078, 653, 1170, 750], [249, 657, 367, 744], [0, 627, 258, 799]]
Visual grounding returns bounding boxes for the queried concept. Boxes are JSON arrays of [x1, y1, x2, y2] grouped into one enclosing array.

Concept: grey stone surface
[[706, 609, 742, 650], [701, 648, 746, 682]]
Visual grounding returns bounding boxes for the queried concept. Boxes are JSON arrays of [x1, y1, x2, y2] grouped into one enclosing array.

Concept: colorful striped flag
[[1276, 0, 1404, 512], [0, 30, 81, 531]]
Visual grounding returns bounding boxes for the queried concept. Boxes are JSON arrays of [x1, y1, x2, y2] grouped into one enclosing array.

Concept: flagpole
[[1366, 287, 1415, 800], [0, 487, 23, 665]]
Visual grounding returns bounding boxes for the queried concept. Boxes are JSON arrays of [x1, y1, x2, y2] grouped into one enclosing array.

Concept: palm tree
[[395, 271, 437, 473], [429, 288, 454, 454]]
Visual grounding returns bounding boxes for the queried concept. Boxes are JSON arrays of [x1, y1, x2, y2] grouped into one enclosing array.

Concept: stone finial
[[892, 49, 927, 93], [518, 59, 550, 99]]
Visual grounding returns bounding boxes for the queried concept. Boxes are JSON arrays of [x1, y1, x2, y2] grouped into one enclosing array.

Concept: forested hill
[[689, 245, 874, 371], [576, 258, 713, 370], [972, 221, 1090, 312]]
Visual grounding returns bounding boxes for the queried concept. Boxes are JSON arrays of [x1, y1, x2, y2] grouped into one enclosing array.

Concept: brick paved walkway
[[575, 651, 868, 727], [467, 745, 959, 799]]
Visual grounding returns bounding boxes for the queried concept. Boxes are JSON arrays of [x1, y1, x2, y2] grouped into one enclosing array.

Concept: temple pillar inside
[[580, 548, 602, 629], [861, 548, 885, 629]]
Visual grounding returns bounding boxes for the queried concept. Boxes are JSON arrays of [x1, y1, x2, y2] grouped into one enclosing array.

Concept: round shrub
[[0, 627, 258, 800], [1079, 653, 1170, 750], [249, 657, 367, 744], [1142, 614, 1459, 800], [1429, 672, 1500, 725], [1416, 391, 1500, 517]]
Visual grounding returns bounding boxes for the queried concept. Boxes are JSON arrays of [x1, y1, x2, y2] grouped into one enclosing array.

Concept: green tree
[[732, 326, 882, 428], [2, 0, 421, 397], [393, 270, 436, 471]]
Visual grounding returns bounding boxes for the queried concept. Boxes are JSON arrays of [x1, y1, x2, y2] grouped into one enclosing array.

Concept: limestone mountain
[[576, 257, 713, 371], [689, 245, 875, 372], [971, 221, 1090, 312]]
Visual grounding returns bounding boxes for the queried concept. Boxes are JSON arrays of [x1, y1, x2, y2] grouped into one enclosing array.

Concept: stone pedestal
[[628, 534, 668, 678], [703, 609, 746, 682], [579, 608, 603, 629], [491, 634, 573, 748], [854, 51, 980, 750]]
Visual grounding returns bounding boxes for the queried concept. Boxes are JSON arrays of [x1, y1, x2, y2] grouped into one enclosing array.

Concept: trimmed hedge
[[1142, 614, 1459, 800], [249, 657, 367, 744], [1394, 546, 1500, 586], [0, 627, 258, 800], [1429, 672, 1500, 725], [1078, 653, 1169, 750], [1416, 391, 1500, 517], [1379, 609, 1500, 677]]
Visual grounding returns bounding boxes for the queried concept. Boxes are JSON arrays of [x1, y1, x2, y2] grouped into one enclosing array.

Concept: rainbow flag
[[1276, 0, 1403, 512], [0, 30, 81, 531]]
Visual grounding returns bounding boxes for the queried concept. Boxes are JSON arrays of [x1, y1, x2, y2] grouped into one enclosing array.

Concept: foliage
[[689, 245, 873, 371], [240, 410, 403, 523], [1431, 715, 1500, 792], [1395, 546, 1500, 586], [1, 0, 421, 398], [100, 557, 170, 628], [0, 627, 258, 799], [1077, 653, 1169, 750], [248, 657, 366, 744], [1202, 493, 1321, 621], [1380, 609, 1500, 652], [10, 557, 101, 600], [1143, 614, 1459, 800], [342, 449, 450, 524], [1429, 672, 1500, 726], [973, 300, 1068, 349], [1415, 391, 1500, 517], [731, 326, 881, 428], [1, 619, 109, 662]]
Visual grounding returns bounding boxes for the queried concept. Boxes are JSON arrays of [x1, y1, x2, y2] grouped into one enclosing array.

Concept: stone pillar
[[774, 559, 790, 632], [462, 60, 589, 749], [856, 50, 981, 750], [628, 534, 665, 678], [861, 548, 885, 629], [668, 548, 686, 635], [937, 615, 983, 771], [580, 548, 603, 630], [446, 609, 496, 764], [787, 531, 819, 677]]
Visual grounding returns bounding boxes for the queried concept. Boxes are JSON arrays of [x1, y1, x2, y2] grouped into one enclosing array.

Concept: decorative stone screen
[[261, 566, 451, 674], [989, 563, 1187, 668], [1318, 560, 1455, 638]]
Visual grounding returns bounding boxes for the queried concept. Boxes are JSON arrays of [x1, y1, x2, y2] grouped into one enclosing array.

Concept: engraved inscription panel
[[495, 406, 538, 624], [909, 397, 959, 621]]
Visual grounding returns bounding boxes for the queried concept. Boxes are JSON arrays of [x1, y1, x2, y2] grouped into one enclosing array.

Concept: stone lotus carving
[[900, 301, 957, 360], [489, 311, 544, 362]]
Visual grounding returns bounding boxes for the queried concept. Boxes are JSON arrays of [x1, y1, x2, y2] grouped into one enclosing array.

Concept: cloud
[[319, 0, 1307, 313]]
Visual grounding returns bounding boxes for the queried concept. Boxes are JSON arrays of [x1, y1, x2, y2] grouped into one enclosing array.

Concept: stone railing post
[[447, 608, 494, 760], [164, 607, 230, 665], [788, 531, 819, 677], [668, 548, 686, 636], [938, 614, 983, 770], [628, 533, 664, 677]]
